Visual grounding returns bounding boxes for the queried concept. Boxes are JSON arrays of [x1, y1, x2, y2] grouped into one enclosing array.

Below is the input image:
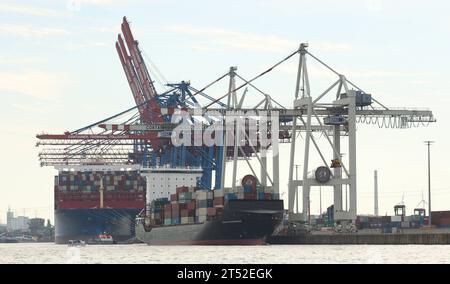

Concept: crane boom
[[121, 17, 157, 101], [115, 17, 166, 152], [115, 39, 146, 115]]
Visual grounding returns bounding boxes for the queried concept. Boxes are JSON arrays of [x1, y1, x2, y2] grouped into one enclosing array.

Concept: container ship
[[54, 165, 145, 244], [136, 172, 284, 245]]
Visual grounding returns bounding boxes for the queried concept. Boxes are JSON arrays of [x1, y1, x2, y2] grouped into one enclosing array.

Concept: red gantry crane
[[37, 17, 168, 166]]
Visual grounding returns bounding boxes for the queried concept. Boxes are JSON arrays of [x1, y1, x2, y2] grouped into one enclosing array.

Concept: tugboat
[[89, 233, 115, 245]]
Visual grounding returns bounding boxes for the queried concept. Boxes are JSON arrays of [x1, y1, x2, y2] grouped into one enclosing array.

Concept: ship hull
[[136, 200, 284, 245], [55, 208, 141, 244]]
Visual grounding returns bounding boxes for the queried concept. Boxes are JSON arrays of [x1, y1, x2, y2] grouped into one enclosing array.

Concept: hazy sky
[[1, 0, 449, 223]]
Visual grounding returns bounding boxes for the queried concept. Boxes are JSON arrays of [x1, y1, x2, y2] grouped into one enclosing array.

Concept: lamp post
[[424, 141, 434, 227]]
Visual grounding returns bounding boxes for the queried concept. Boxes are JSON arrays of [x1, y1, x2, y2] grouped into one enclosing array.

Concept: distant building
[[6, 209, 29, 232], [6, 208, 13, 228], [29, 218, 45, 235]]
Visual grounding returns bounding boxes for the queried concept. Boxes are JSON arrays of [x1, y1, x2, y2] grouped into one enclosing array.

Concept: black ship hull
[[136, 200, 284, 245]]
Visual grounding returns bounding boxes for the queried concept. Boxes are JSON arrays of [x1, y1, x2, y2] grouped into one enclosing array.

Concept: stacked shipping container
[[54, 171, 146, 209], [431, 211, 450, 228], [152, 184, 278, 226]]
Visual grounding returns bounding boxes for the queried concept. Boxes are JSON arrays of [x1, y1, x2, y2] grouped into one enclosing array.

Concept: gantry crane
[[36, 19, 435, 220]]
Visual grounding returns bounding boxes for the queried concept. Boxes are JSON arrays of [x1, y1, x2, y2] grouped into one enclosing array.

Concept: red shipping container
[[213, 197, 224, 206], [187, 201, 196, 210], [170, 194, 178, 202], [216, 207, 224, 215], [244, 193, 257, 200], [264, 193, 271, 200], [207, 207, 217, 216], [176, 186, 189, 194]]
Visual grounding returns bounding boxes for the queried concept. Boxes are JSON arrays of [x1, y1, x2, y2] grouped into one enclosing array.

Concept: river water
[[0, 243, 449, 264]]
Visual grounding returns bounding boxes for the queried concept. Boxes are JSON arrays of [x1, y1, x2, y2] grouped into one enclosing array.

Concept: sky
[[1, 0, 450, 223]]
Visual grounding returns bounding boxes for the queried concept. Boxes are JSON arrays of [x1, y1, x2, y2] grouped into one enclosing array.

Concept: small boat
[[68, 240, 86, 247], [89, 233, 115, 245]]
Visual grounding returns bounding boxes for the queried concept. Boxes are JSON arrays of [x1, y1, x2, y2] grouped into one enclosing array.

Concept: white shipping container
[[391, 216, 402, 222], [401, 222, 410, 228], [214, 189, 224, 198], [196, 190, 208, 200], [181, 217, 189, 224], [196, 208, 207, 216], [197, 215, 207, 223], [264, 187, 273, 194], [225, 188, 239, 194]]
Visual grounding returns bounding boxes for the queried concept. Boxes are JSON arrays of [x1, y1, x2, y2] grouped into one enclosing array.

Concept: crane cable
[[205, 48, 300, 108]]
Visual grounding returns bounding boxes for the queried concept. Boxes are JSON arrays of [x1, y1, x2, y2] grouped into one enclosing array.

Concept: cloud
[[0, 24, 69, 37], [66, 0, 145, 11], [11, 103, 47, 114], [0, 71, 72, 100], [365, 0, 383, 12], [63, 42, 109, 51], [166, 25, 352, 54], [167, 25, 295, 53], [77, 0, 127, 3], [0, 56, 45, 65], [0, 3, 66, 17], [89, 25, 119, 34]]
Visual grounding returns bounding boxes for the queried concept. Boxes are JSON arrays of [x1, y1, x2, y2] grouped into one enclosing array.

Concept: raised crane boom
[[115, 17, 166, 151], [120, 17, 157, 101], [116, 38, 146, 116]]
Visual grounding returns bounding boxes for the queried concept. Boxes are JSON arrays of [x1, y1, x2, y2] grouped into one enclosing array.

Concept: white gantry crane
[[163, 43, 435, 225], [287, 43, 434, 224]]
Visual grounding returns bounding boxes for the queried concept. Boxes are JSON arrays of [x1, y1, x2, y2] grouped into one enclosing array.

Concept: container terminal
[[35, 17, 447, 245]]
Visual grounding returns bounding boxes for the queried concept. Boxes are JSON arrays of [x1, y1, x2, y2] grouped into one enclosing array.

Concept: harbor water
[[0, 243, 449, 264]]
